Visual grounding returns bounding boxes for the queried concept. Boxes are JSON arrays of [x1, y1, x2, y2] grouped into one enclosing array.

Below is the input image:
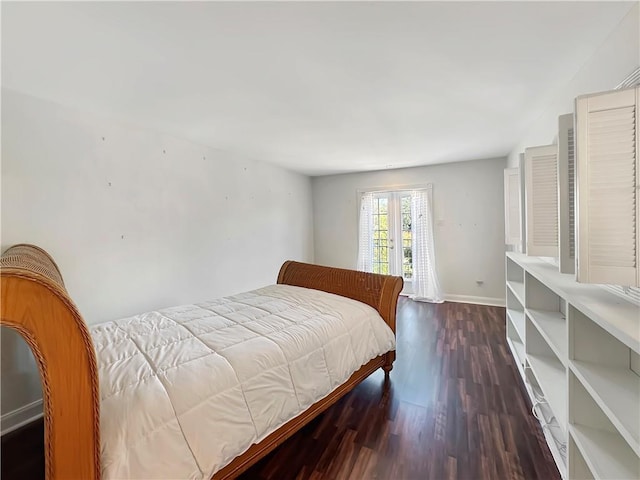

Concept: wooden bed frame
[[0, 244, 403, 480]]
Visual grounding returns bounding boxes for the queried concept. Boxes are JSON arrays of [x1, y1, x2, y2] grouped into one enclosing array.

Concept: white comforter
[[90, 284, 396, 479]]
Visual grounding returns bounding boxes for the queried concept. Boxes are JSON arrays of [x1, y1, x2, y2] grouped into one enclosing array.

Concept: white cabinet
[[575, 86, 639, 287], [505, 252, 640, 479], [525, 144, 559, 257], [558, 113, 576, 275], [504, 167, 522, 247]]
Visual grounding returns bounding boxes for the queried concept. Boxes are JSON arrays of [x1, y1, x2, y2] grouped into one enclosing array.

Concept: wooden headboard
[[278, 260, 403, 335], [1, 244, 101, 480]]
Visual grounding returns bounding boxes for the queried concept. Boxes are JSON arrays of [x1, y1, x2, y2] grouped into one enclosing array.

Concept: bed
[[0, 244, 402, 479]]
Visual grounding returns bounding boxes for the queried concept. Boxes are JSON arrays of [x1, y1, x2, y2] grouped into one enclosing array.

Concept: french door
[[371, 191, 413, 293]]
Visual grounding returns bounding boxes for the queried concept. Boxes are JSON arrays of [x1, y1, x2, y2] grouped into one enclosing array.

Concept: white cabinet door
[[504, 168, 522, 247], [576, 87, 639, 286], [558, 113, 576, 274], [525, 144, 559, 257]]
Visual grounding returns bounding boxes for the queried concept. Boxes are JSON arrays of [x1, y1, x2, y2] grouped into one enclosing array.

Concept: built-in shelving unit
[[506, 256, 527, 378], [505, 252, 640, 479]]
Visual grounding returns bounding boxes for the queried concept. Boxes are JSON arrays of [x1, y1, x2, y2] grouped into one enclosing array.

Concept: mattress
[[90, 283, 396, 479]]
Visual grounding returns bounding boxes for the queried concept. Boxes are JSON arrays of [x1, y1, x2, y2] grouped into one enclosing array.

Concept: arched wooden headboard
[[1, 244, 100, 480]]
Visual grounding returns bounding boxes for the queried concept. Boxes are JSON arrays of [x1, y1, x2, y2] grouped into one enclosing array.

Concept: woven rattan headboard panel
[[277, 260, 403, 331], [1, 244, 65, 289]]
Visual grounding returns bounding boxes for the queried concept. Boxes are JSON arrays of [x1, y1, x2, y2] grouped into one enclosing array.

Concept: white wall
[[507, 3, 639, 168], [312, 157, 507, 305], [0, 89, 314, 430]]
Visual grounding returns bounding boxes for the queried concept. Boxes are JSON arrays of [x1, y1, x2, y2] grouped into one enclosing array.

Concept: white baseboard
[[1, 399, 43, 436], [443, 294, 506, 307]]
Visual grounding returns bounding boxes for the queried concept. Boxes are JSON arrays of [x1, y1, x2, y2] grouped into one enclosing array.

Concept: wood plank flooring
[[1, 299, 560, 480]]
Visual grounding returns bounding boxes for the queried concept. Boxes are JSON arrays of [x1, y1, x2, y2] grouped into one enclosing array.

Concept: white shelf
[[507, 309, 525, 341], [570, 424, 640, 480], [570, 360, 640, 456], [507, 280, 525, 305], [505, 252, 640, 479], [507, 337, 526, 379], [527, 309, 567, 364], [528, 353, 567, 428], [541, 419, 567, 478], [530, 390, 567, 478], [569, 435, 594, 480], [507, 252, 640, 354]]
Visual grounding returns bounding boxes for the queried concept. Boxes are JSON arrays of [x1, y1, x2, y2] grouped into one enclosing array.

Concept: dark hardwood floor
[[1, 299, 559, 480]]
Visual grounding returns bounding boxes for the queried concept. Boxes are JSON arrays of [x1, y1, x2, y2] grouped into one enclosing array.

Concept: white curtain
[[357, 192, 374, 272], [410, 187, 444, 303]]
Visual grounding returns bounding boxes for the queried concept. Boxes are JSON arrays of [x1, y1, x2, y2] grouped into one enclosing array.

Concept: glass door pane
[[370, 192, 413, 295], [372, 196, 389, 275], [400, 194, 413, 281]]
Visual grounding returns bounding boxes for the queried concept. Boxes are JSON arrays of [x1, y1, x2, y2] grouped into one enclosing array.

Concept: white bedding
[[90, 284, 396, 479]]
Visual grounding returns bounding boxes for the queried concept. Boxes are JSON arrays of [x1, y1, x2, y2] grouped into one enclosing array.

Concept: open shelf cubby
[[568, 434, 594, 480], [526, 315, 567, 429], [569, 306, 640, 458], [506, 286, 525, 342], [525, 273, 567, 364], [507, 318, 526, 376], [569, 372, 640, 480], [525, 367, 567, 477], [506, 255, 525, 305]]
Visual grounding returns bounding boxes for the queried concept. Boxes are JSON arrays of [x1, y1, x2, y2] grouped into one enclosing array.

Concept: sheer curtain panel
[[357, 192, 374, 272], [410, 187, 443, 303]]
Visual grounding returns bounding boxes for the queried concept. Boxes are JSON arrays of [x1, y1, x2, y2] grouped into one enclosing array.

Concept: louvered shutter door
[[558, 113, 576, 274], [576, 86, 639, 286], [525, 144, 559, 257], [569, 128, 576, 262], [504, 168, 521, 246]]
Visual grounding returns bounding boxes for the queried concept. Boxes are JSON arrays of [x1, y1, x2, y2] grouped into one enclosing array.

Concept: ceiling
[[2, 1, 636, 176]]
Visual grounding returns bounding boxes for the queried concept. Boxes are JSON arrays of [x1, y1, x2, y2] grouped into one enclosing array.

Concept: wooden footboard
[[0, 247, 402, 480]]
